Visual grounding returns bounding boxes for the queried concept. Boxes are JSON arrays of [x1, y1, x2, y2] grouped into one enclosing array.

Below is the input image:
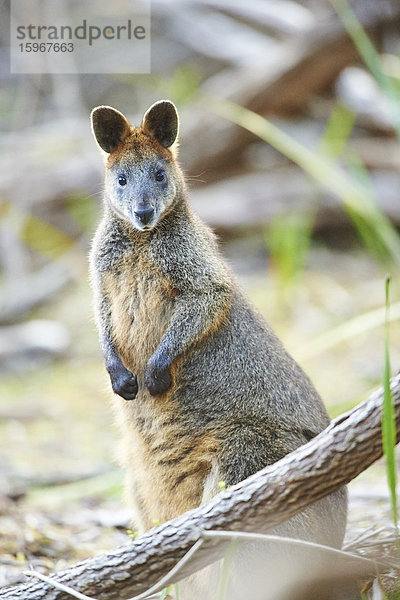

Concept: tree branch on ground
[[1, 373, 399, 600]]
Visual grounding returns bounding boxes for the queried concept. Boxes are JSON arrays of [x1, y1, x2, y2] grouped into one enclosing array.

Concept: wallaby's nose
[[134, 206, 154, 225]]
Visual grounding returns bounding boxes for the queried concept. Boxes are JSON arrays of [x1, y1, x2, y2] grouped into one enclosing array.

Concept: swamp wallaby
[[90, 100, 347, 599]]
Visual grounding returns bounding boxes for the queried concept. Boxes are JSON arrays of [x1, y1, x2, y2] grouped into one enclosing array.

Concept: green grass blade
[[267, 210, 314, 287], [160, 585, 173, 599], [330, 0, 400, 138], [320, 102, 356, 159], [344, 150, 398, 263], [216, 539, 238, 600], [382, 275, 398, 532]]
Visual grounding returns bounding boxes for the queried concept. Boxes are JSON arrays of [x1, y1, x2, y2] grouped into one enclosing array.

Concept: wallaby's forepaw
[[145, 357, 172, 396], [110, 368, 138, 400]]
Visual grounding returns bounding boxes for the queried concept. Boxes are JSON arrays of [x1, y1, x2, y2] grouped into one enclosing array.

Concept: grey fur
[[90, 101, 348, 599]]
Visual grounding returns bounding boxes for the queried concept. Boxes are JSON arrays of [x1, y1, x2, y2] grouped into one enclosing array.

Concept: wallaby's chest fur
[[105, 247, 173, 376]]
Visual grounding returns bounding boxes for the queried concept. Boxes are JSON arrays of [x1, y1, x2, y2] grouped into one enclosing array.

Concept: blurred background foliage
[[0, 0, 400, 590]]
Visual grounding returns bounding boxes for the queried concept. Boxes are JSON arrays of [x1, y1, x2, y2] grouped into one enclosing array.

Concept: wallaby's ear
[[91, 106, 131, 153], [141, 100, 179, 148]]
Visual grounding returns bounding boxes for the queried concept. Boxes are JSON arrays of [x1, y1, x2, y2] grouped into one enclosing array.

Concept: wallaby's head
[[91, 100, 182, 232]]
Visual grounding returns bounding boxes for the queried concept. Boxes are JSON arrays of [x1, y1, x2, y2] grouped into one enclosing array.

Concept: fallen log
[[1, 373, 399, 600], [190, 167, 400, 231], [0, 319, 70, 375], [0, 263, 73, 325], [180, 0, 400, 181]]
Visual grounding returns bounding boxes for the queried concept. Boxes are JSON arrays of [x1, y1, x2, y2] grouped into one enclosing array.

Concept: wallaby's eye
[[155, 169, 166, 183], [118, 175, 127, 186]]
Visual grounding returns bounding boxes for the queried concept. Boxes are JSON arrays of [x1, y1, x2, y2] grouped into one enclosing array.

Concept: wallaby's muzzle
[[134, 205, 155, 227]]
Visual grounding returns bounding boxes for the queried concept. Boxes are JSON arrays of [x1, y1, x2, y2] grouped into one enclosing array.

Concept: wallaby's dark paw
[[110, 369, 138, 400], [145, 357, 172, 396]]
